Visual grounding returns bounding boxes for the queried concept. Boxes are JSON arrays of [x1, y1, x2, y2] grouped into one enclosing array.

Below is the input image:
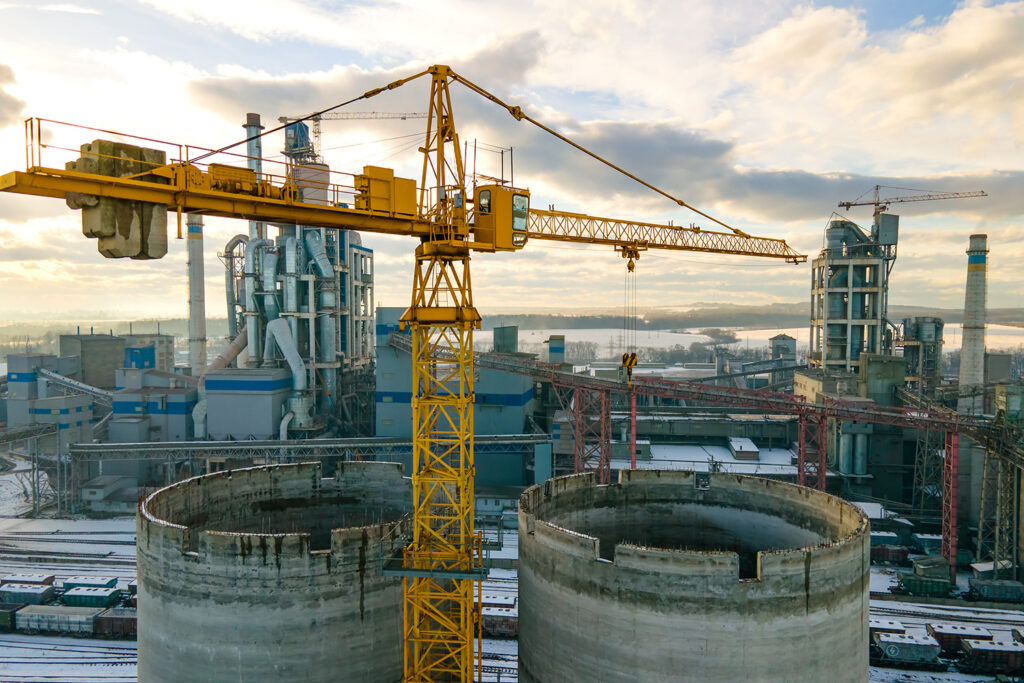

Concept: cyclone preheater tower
[[518, 470, 870, 683], [137, 461, 410, 683]]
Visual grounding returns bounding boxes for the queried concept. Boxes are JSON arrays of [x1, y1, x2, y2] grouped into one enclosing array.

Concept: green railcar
[[0, 603, 24, 631], [900, 574, 952, 598], [62, 587, 120, 608]]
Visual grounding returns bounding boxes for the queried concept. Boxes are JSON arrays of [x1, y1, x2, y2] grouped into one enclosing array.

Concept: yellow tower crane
[[0, 65, 806, 682]]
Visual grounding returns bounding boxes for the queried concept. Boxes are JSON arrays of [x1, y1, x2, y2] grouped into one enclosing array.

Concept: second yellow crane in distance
[[0, 64, 806, 683]]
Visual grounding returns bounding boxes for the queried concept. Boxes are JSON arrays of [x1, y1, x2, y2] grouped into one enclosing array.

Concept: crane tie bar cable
[[189, 69, 432, 164], [449, 70, 751, 239]]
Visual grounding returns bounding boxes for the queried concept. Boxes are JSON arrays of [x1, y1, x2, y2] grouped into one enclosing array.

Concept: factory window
[[382, 419, 393, 426], [382, 396, 393, 403], [478, 190, 491, 214]]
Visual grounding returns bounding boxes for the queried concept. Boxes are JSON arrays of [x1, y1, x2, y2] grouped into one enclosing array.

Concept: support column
[[401, 242, 481, 683], [943, 431, 959, 583]]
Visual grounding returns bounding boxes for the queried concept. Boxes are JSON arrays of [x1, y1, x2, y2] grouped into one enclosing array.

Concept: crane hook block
[[65, 140, 168, 259]]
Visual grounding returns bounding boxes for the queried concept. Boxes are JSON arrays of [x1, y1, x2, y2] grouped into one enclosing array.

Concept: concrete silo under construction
[[518, 470, 870, 683], [137, 461, 410, 683]]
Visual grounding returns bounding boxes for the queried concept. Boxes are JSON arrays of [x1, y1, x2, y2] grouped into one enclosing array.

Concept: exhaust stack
[[958, 234, 987, 414]]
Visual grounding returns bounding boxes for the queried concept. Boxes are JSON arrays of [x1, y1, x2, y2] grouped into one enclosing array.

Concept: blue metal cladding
[[205, 377, 292, 392], [112, 400, 193, 416], [124, 346, 156, 369]]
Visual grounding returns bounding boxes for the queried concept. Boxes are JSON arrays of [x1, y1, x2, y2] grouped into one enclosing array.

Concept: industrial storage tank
[[519, 470, 869, 682], [137, 461, 410, 683]]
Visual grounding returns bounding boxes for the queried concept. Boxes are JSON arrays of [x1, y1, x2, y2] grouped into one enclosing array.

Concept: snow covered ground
[[0, 516, 137, 588], [0, 451, 50, 518], [3, 519, 1023, 681], [0, 633, 136, 683]]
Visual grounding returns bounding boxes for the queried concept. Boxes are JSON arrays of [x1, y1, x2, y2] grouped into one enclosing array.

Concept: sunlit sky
[[0, 1, 1021, 321]]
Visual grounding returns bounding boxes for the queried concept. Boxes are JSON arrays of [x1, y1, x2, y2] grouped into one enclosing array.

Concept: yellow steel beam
[[0, 168, 426, 239], [527, 208, 807, 263]]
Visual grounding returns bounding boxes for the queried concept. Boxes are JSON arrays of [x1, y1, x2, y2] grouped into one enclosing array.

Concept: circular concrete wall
[[518, 470, 869, 683], [138, 461, 410, 683]]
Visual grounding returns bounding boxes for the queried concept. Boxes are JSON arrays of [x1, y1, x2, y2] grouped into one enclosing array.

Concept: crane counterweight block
[[65, 139, 169, 259]]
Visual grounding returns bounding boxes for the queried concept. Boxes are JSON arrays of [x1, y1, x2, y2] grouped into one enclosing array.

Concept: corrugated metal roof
[[16, 604, 103, 617]]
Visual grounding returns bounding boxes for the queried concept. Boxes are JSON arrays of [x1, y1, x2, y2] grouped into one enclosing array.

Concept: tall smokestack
[[958, 234, 987, 414], [243, 113, 265, 240], [187, 213, 207, 374]]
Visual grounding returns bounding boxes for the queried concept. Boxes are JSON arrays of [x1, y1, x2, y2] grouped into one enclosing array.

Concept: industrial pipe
[[304, 231, 334, 278], [223, 234, 248, 341], [266, 318, 306, 392], [202, 325, 248, 378], [283, 236, 300, 340], [279, 411, 294, 441], [243, 238, 272, 364]]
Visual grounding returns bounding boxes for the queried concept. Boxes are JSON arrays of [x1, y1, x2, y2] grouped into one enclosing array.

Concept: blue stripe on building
[[204, 378, 292, 392], [968, 254, 987, 264], [376, 323, 402, 335], [113, 401, 194, 415], [30, 408, 52, 415], [377, 387, 534, 407], [8, 372, 36, 382]]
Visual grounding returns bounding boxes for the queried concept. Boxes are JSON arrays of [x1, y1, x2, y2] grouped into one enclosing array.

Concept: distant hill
[[481, 303, 1024, 331]]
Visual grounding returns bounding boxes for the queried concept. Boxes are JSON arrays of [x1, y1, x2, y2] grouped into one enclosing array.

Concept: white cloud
[[40, 3, 100, 14], [1, 1, 1023, 317]]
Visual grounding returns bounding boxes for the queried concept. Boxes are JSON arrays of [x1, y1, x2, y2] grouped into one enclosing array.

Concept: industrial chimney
[[186, 213, 207, 373], [958, 234, 987, 414]]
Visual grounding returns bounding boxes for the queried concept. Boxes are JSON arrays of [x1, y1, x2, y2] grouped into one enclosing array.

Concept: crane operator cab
[[472, 184, 530, 251]]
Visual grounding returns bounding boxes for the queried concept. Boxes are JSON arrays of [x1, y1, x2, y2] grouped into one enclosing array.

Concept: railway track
[[871, 603, 1024, 629]]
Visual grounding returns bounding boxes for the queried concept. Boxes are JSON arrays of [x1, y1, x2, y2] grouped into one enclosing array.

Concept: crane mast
[[0, 64, 807, 683]]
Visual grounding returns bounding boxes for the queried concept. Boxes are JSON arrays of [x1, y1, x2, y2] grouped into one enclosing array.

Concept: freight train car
[[871, 545, 910, 565], [870, 632, 945, 671], [481, 606, 517, 639], [968, 578, 1024, 604], [63, 587, 120, 608], [960, 639, 1024, 674], [0, 603, 23, 632], [895, 575, 952, 598], [926, 623, 993, 654], [94, 607, 136, 639], [15, 605, 103, 635], [0, 583, 54, 605]]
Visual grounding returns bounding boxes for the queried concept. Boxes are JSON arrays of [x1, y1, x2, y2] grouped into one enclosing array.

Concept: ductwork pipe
[[283, 236, 300, 340], [222, 234, 248, 340], [279, 411, 294, 441], [304, 231, 334, 278], [203, 325, 248, 379], [266, 318, 306, 392], [243, 238, 272, 364]]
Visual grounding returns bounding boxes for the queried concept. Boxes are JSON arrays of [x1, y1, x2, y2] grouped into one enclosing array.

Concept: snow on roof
[[618, 444, 797, 476], [927, 623, 992, 636], [728, 437, 758, 451], [875, 633, 937, 646], [853, 502, 887, 519], [869, 618, 904, 631], [964, 639, 1024, 652], [0, 583, 52, 594]]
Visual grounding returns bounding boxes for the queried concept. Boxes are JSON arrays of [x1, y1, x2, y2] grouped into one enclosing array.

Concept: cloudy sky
[[0, 0, 1021, 322]]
